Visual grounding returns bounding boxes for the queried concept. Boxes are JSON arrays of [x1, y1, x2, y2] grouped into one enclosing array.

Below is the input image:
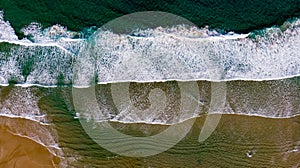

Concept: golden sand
[[0, 117, 60, 168]]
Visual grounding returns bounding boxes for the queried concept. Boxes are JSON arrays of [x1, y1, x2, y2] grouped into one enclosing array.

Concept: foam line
[[0, 40, 75, 55], [3, 73, 297, 88]]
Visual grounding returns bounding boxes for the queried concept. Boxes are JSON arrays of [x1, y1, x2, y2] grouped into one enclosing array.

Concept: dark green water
[[1, 0, 300, 38]]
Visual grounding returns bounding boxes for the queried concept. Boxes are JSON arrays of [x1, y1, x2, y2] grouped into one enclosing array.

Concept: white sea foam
[[2, 118, 65, 166], [71, 73, 300, 89], [21, 22, 80, 43], [1, 10, 300, 122], [99, 113, 300, 126], [0, 40, 76, 85], [0, 87, 47, 122], [74, 20, 300, 85], [0, 86, 65, 165], [0, 113, 48, 125], [0, 9, 299, 85], [0, 39, 76, 54], [0, 11, 18, 41], [0, 86, 61, 151]]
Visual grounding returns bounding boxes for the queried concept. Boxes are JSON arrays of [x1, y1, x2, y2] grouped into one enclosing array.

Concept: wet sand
[[0, 117, 60, 168], [0, 114, 299, 167], [107, 114, 300, 168], [48, 112, 300, 167], [0, 83, 300, 167]]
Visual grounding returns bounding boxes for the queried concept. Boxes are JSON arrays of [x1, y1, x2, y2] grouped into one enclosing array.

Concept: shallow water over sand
[[0, 117, 60, 168], [1, 115, 299, 167], [0, 80, 299, 167]]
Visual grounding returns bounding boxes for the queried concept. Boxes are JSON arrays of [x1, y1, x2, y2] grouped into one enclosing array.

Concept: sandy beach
[[0, 117, 60, 168]]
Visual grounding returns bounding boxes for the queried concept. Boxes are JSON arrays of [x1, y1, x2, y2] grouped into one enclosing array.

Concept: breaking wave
[[0, 10, 300, 122], [0, 10, 299, 85], [75, 19, 300, 85]]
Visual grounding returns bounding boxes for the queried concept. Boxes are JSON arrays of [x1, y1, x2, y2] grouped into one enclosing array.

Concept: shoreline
[[0, 126, 60, 167]]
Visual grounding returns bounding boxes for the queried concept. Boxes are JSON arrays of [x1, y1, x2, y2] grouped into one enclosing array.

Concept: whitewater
[[1, 10, 300, 165]]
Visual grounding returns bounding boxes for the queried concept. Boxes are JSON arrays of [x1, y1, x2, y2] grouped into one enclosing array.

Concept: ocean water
[[1, 0, 300, 38], [0, 10, 300, 167]]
